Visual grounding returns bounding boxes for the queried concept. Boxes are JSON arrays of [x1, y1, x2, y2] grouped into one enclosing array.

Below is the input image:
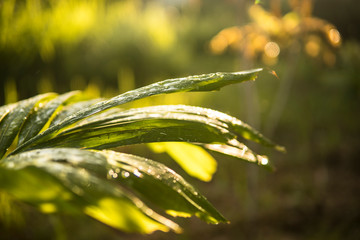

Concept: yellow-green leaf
[[149, 142, 217, 182]]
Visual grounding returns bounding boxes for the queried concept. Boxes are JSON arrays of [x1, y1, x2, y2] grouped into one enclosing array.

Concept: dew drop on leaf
[[145, 209, 153, 215], [121, 171, 130, 178], [133, 169, 143, 178]]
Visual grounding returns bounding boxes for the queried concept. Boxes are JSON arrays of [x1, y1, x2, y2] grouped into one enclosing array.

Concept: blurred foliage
[[0, 0, 189, 104], [0, 0, 243, 104], [210, 0, 341, 66]]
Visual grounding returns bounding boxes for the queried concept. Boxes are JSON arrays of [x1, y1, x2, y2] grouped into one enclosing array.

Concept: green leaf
[[84, 197, 173, 233], [31, 118, 233, 150], [25, 105, 280, 166], [49, 99, 101, 127], [0, 93, 56, 159], [18, 91, 80, 145], [2, 148, 228, 229], [148, 142, 217, 182], [0, 69, 284, 235], [12, 69, 262, 154], [0, 148, 181, 233], [98, 150, 227, 224], [203, 143, 273, 170]]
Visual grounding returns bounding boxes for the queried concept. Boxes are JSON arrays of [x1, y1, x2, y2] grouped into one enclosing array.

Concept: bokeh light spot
[[328, 28, 341, 47], [264, 41, 280, 58], [305, 38, 320, 57], [210, 35, 228, 54]]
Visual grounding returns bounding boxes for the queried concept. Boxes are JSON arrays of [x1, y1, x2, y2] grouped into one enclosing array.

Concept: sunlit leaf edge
[[11, 69, 262, 155]]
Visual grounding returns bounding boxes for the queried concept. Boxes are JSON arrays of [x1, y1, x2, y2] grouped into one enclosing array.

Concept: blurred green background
[[1, 0, 359, 239]]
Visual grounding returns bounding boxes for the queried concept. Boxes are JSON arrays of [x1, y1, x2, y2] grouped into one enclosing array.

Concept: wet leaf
[[13, 69, 262, 154], [18, 91, 80, 145], [0, 93, 56, 159], [49, 99, 101, 127], [203, 143, 274, 170], [0, 148, 181, 233], [0, 69, 284, 234], [98, 150, 227, 224], [26, 105, 281, 167]]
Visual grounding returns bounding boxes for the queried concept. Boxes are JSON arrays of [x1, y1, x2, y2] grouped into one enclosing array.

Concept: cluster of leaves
[[0, 69, 284, 234]]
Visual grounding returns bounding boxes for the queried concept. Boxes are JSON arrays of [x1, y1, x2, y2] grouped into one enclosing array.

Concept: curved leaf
[[24, 105, 278, 166], [2, 147, 228, 228], [203, 143, 273, 170], [98, 150, 227, 224], [49, 99, 101, 127], [31, 118, 233, 149], [0, 93, 56, 159], [148, 142, 217, 182], [0, 69, 284, 235], [13, 69, 262, 154], [118, 105, 284, 150], [0, 148, 181, 233], [18, 91, 80, 145]]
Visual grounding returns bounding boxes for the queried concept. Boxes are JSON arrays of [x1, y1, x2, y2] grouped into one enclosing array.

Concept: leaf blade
[[1, 148, 181, 233], [28, 104, 278, 167], [148, 142, 217, 182], [12, 69, 262, 154], [98, 150, 228, 224], [0, 93, 56, 159], [18, 91, 80, 145]]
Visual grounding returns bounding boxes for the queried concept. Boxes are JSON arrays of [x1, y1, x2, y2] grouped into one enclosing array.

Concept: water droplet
[[108, 169, 119, 178], [135, 201, 144, 208], [121, 171, 130, 178], [133, 169, 143, 178], [167, 169, 176, 175], [6, 162, 14, 168], [259, 156, 269, 165], [145, 209, 153, 215]]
